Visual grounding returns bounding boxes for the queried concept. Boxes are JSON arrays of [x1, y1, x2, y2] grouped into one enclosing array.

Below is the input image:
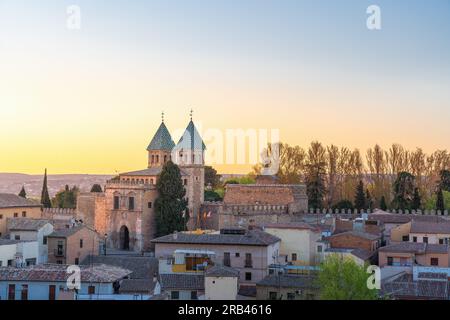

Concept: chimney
[[173, 231, 178, 240]]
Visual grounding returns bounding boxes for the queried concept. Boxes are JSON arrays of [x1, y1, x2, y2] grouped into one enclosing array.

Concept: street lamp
[[104, 233, 108, 256]]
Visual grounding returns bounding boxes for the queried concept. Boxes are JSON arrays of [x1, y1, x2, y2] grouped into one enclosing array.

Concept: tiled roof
[[257, 274, 319, 289], [7, 218, 51, 231], [350, 248, 375, 260], [205, 265, 239, 278], [379, 242, 449, 254], [263, 222, 320, 232], [369, 213, 447, 224], [174, 120, 206, 151], [0, 264, 132, 283], [410, 221, 450, 234], [120, 167, 189, 177], [83, 255, 158, 279], [48, 225, 88, 238], [329, 230, 380, 241], [0, 194, 41, 209], [159, 274, 204, 291], [152, 230, 281, 246], [147, 122, 175, 151], [382, 273, 449, 299], [119, 279, 156, 293]]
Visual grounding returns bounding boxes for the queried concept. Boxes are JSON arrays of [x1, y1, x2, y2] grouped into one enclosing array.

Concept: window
[[57, 260, 63, 264], [413, 236, 417, 243], [15, 235, 20, 240], [21, 285, 28, 301], [14, 212, 18, 218], [245, 253, 252, 268], [156, 155, 159, 163], [431, 258, 439, 266], [164, 155, 167, 163], [402, 236, 409, 242], [128, 197, 135, 210], [75, 258, 79, 265], [151, 155, 155, 163], [57, 240, 64, 256], [184, 179, 188, 186], [43, 236, 47, 245], [439, 239, 444, 245], [7, 260, 13, 266], [0, 261, 2, 267], [235, 252, 240, 258], [317, 245, 323, 253], [49, 285, 56, 300], [148, 202, 152, 209], [224, 252, 231, 267], [287, 292, 295, 300], [22, 211, 26, 217], [114, 196, 120, 210], [171, 291, 179, 300], [245, 272, 252, 281], [190, 291, 198, 300], [88, 286, 95, 295], [0, 214, 3, 219], [292, 253, 297, 261], [8, 284, 15, 300], [387, 257, 393, 266], [269, 292, 277, 300], [423, 237, 428, 244], [80, 239, 83, 248]]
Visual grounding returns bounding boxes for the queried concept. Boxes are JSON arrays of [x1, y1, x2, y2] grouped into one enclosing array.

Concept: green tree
[[354, 180, 366, 211], [204, 166, 221, 189], [332, 200, 354, 211], [40, 169, 52, 208], [155, 161, 188, 237], [412, 188, 421, 210], [380, 196, 388, 211], [365, 189, 373, 210], [437, 188, 445, 212], [439, 170, 450, 192], [392, 172, 415, 210], [90, 184, 103, 193], [305, 142, 327, 210], [424, 191, 450, 211], [204, 190, 222, 202], [53, 185, 78, 209], [18, 186, 27, 198], [318, 254, 378, 300]]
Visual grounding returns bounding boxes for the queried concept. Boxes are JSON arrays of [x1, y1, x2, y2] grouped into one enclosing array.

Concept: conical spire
[[147, 120, 175, 151]]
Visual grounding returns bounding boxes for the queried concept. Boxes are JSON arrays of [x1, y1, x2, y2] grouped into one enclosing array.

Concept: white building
[[7, 219, 54, 264], [0, 239, 39, 267]]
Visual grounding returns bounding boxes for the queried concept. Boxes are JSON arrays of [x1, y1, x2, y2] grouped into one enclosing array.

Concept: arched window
[[151, 155, 155, 163], [156, 155, 159, 163], [164, 155, 167, 163]]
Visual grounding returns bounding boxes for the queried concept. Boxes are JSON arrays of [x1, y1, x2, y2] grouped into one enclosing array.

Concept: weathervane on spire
[[190, 108, 193, 121], [161, 111, 165, 123]]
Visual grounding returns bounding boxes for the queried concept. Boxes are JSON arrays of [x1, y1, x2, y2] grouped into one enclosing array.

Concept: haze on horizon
[[0, 0, 449, 175]]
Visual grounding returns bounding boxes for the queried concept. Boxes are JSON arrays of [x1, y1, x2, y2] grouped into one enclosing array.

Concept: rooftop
[[82, 255, 159, 279], [48, 225, 92, 238], [119, 279, 157, 293], [0, 264, 132, 283], [120, 167, 189, 177], [205, 265, 240, 278], [329, 230, 381, 241], [0, 194, 41, 209], [147, 122, 175, 151], [151, 230, 281, 247], [410, 221, 450, 234], [379, 242, 449, 254], [263, 222, 320, 232], [159, 273, 204, 291], [257, 274, 319, 289], [7, 218, 51, 231]]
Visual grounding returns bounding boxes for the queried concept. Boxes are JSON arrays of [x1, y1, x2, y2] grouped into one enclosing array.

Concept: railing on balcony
[[387, 262, 413, 267], [244, 260, 253, 268]]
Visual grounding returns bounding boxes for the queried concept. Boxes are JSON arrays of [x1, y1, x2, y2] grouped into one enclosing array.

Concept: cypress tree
[[354, 180, 366, 211], [18, 185, 27, 198], [40, 169, 52, 208], [380, 196, 388, 211], [412, 188, 421, 211], [437, 188, 445, 212], [154, 161, 188, 237], [365, 189, 373, 210]]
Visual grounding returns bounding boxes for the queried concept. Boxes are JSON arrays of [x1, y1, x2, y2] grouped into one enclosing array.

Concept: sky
[[0, 0, 449, 174]]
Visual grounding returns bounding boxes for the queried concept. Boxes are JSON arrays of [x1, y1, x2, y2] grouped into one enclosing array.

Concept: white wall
[[0, 244, 16, 267], [205, 276, 238, 300]]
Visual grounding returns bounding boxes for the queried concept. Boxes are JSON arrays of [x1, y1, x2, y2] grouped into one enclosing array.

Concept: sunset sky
[[0, 0, 449, 174]]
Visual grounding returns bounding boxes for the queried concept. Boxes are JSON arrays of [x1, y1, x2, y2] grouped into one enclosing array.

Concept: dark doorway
[[119, 225, 130, 250]]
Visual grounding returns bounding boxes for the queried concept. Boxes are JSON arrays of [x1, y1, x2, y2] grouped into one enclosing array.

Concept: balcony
[[244, 260, 253, 268]]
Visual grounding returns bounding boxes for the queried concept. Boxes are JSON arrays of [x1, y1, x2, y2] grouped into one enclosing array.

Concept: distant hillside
[[0, 173, 113, 198]]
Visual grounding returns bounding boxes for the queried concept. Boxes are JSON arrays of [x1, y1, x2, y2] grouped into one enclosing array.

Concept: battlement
[[105, 180, 156, 189], [307, 208, 450, 216], [42, 208, 76, 216]]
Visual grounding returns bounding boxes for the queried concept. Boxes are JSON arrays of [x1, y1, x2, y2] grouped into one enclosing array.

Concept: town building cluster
[[1, 118, 450, 300]]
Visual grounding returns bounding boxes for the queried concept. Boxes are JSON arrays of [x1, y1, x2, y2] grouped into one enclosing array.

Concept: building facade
[[76, 117, 205, 252], [0, 194, 42, 238]]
